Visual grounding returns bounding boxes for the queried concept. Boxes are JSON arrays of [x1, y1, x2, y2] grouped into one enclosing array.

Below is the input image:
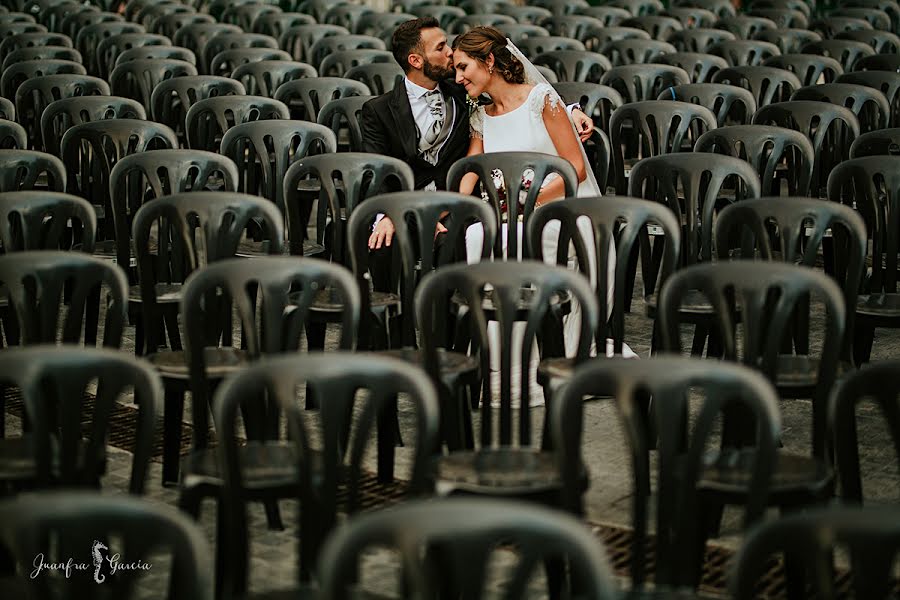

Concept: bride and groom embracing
[[361, 18, 632, 380]]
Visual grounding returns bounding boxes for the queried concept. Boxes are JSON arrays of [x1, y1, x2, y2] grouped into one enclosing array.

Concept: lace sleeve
[[529, 83, 564, 120], [469, 106, 484, 139]]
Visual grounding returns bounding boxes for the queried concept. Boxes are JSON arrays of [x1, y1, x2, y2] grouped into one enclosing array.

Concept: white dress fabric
[[463, 85, 635, 407]]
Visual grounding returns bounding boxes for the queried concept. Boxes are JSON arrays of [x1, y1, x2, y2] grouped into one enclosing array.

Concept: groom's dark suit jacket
[[361, 78, 471, 191]]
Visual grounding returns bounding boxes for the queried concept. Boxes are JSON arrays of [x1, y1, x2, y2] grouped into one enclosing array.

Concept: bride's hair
[[452, 26, 525, 84]]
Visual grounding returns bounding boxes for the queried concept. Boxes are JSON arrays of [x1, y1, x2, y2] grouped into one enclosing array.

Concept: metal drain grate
[[4, 388, 898, 598]]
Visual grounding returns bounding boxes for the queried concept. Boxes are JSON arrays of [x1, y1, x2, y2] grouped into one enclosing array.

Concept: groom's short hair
[[392, 17, 440, 73]]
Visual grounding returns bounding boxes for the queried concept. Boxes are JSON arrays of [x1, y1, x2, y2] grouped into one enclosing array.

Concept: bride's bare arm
[[537, 99, 587, 205], [455, 136, 484, 196]]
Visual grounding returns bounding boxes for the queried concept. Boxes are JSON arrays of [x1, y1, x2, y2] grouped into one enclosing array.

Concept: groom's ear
[[407, 51, 424, 72]]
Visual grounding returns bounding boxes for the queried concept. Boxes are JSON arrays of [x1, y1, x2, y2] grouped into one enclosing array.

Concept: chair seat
[[308, 287, 400, 313], [623, 588, 705, 599], [698, 449, 833, 500], [433, 448, 563, 496], [146, 347, 247, 379], [452, 286, 572, 320], [379, 347, 479, 379], [0, 436, 94, 484], [775, 355, 851, 390], [645, 290, 715, 318], [182, 441, 300, 490], [128, 283, 183, 304], [235, 239, 325, 258], [91, 239, 136, 268], [857, 292, 900, 318]]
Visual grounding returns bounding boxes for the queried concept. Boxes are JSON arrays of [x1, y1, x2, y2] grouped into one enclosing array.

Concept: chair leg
[[304, 321, 327, 409], [263, 500, 284, 531], [853, 321, 875, 365], [376, 394, 398, 482], [162, 382, 185, 487]]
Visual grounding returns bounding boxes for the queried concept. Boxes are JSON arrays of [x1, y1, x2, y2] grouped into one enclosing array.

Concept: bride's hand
[[571, 109, 594, 142], [369, 217, 395, 249]]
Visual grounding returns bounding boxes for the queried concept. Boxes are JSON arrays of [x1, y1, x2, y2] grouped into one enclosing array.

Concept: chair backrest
[[629, 152, 761, 264], [836, 29, 900, 54], [151, 13, 215, 40], [221, 119, 336, 213], [695, 124, 814, 196], [232, 59, 316, 97], [553, 82, 623, 133], [185, 94, 290, 152], [657, 51, 729, 83], [609, 99, 718, 193], [752, 100, 860, 196], [318, 48, 393, 78], [831, 7, 892, 29], [731, 506, 900, 600], [0, 119, 25, 149], [0, 32, 72, 63], [587, 25, 651, 48], [318, 498, 618, 600], [109, 58, 197, 112], [764, 53, 843, 87], [172, 23, 242, 72], [349, 190, 495, 346], [446, 151, 578, 260], [273, 75, 371, 122], [661, 82, 757, 125], [208, 46, 291, 78], [0, 58, 85, 100], [307, 33, 385, 70], [837, 70, 900, 128], [252, 12, 315, 38], [343, 62, 402, 95], [0, 190, 95, 252], [746, 7, 808, 28], [753, 26, 820, 54], [278, 23, 349, 63], [621, 15, 685, 41], [669, 26, 736, 52], [201, 32, 278, 75], [95, 31, 170, 80], [555, 356, 780, 587], [0, 491, 213, 599], [131, 192, 284, 353], [827, 156, 900, 295], [0, 149, 66, 192], [849, 126, 900, 157], [149, 75, 246, 140], [533, 50, 612, 83], [0, 250, 127, 347], [802, 39, 875, 73], [659, 262, 846, 430], [708, 39, 780, 67], [315, 95, 372, 152], [600, 63, 691, 102], [0, 45, 82, 73], [712, 65, 802, 108], [830, 361, 900, 504], [529, 195, 681, 354], [40, 95, 145, 157], [662, 6, 719, 28], [496, 22, 552, 44], [0, 346, 159, 492], [75, 21, 145, 76], [601, 38, 677, 66], [416, 260, 598, 447], [791, 82, 891, 133], [214, 352, 439, 580], [854, 51, 900, 73]]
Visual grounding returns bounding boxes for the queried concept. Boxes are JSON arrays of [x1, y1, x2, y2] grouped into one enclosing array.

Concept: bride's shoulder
[[469, 104, 486, 138], [527, 83, 563, 118]]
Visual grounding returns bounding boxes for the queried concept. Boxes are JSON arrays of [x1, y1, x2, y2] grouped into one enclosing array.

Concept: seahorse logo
[[92, 540, 107, 584]]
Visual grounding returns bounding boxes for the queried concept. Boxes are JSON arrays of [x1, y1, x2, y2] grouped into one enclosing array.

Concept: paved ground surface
[[3, 262, 899, 598]]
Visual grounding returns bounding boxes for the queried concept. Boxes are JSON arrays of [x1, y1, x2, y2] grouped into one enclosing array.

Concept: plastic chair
[[15, 73, 109, 152], [497, 4, 555, 24], [344, 61, 402, 95], [669, 26, 736, 52], [318, 498, 618, 600], [74, 21, 144, 76], [712, 65, 801, 108], [95, 31, 170, 80], [515, 35, 586, 59], [849, 126, 900, 156], [0, 32, 71, 63], [0, 119, 23, 148], [318, 48, 393, 78], [845, 0, 900, 31], [542, 15, 606, 42], [315, 95, 372, 153], [832, 6, 893, 29], [707, 39, 780, 67], [496, 23, 552, 45], [714, 15, 777, 39], [584, 26, 651, 48], [791, 82, 890, 132], [172, 22, 241, 73], [753, 100, 860, 196], [836, 70, 900, 127], [251, 11, 315, 38], [0, 149, 64, 192], [277, 23, 349, 63], [657, 51, 728, 82], [746, 6, 808, 28], [764, 54, 843, 88], [0, 250, 126, 347], [0, 44, 81, 72], [802, 39, 875, 73], [446, 151, 578, 261], [608, 0, 665, 16], [201, 32, 278, 76], [661, 82, 757, 125], [0, 492, 213, 600], [553, 82, 623, 134], [321, 2, 374, 32], [855, 51, 900, 72], [114, 45, 197, 70], [732, 506, 900, 600], [306, 33, 385, 71], [662, 6, 719, 28], [448, 13, 516, 35], [828, 156, 900, 364], [107, 150, 239, 268], [273, 76, 370, 122], [673, 0, 737, 17], [753, 26, 821, 54], [533, 50, 612, 83], [0, 346, 159, 493], [222, 2, 281, 32], [0, 58, 85, 100], [609, 100, 717, 194], [150, 13, 214, 39], [149, 75, 245, 142], [214, 352, 439, 592], [555, 356, 780, 589], [696, 124, 814, 195], [231, 59, 315, 98], [355, 11, 415, 37], [0, 190, 94, 252], [184, 95, 289, 153], [621, 15, 684, 41], [830, 361, 900, 504], [109, 58, 197, 113], [600, 38, 676, 66], [135, 3, 195, 30], [583, 5, 634, 26], [600, 64, 691, 103], [131, 192, 284, 484], [836, 29, 900, 54], [207, 47, 289, 78]]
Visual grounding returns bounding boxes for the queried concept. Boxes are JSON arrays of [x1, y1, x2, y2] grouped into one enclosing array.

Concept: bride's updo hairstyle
[[452, 26, 526, 84]]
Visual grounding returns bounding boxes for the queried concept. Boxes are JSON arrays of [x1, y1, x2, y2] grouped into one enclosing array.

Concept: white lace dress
[[463, 85, 633, 407]]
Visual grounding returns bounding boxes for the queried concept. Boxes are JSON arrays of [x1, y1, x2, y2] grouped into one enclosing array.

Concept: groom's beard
[[423, 60, 453, 82]]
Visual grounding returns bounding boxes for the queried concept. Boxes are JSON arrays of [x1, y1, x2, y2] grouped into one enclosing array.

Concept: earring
[[488, 66, 493, 74]]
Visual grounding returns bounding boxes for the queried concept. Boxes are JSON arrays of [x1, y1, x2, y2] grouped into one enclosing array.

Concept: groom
[[361, 17, 594, 250]]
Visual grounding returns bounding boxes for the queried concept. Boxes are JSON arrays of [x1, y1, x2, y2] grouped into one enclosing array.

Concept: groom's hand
[[572, 109, 594, 142], [369, 217, 395, 249]]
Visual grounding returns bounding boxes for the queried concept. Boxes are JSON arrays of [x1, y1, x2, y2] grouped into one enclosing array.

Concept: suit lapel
[[388, 82, 419, 160]]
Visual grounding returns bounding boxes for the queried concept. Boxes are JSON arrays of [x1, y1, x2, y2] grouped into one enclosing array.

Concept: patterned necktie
[[423, 88, 445, 148]]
